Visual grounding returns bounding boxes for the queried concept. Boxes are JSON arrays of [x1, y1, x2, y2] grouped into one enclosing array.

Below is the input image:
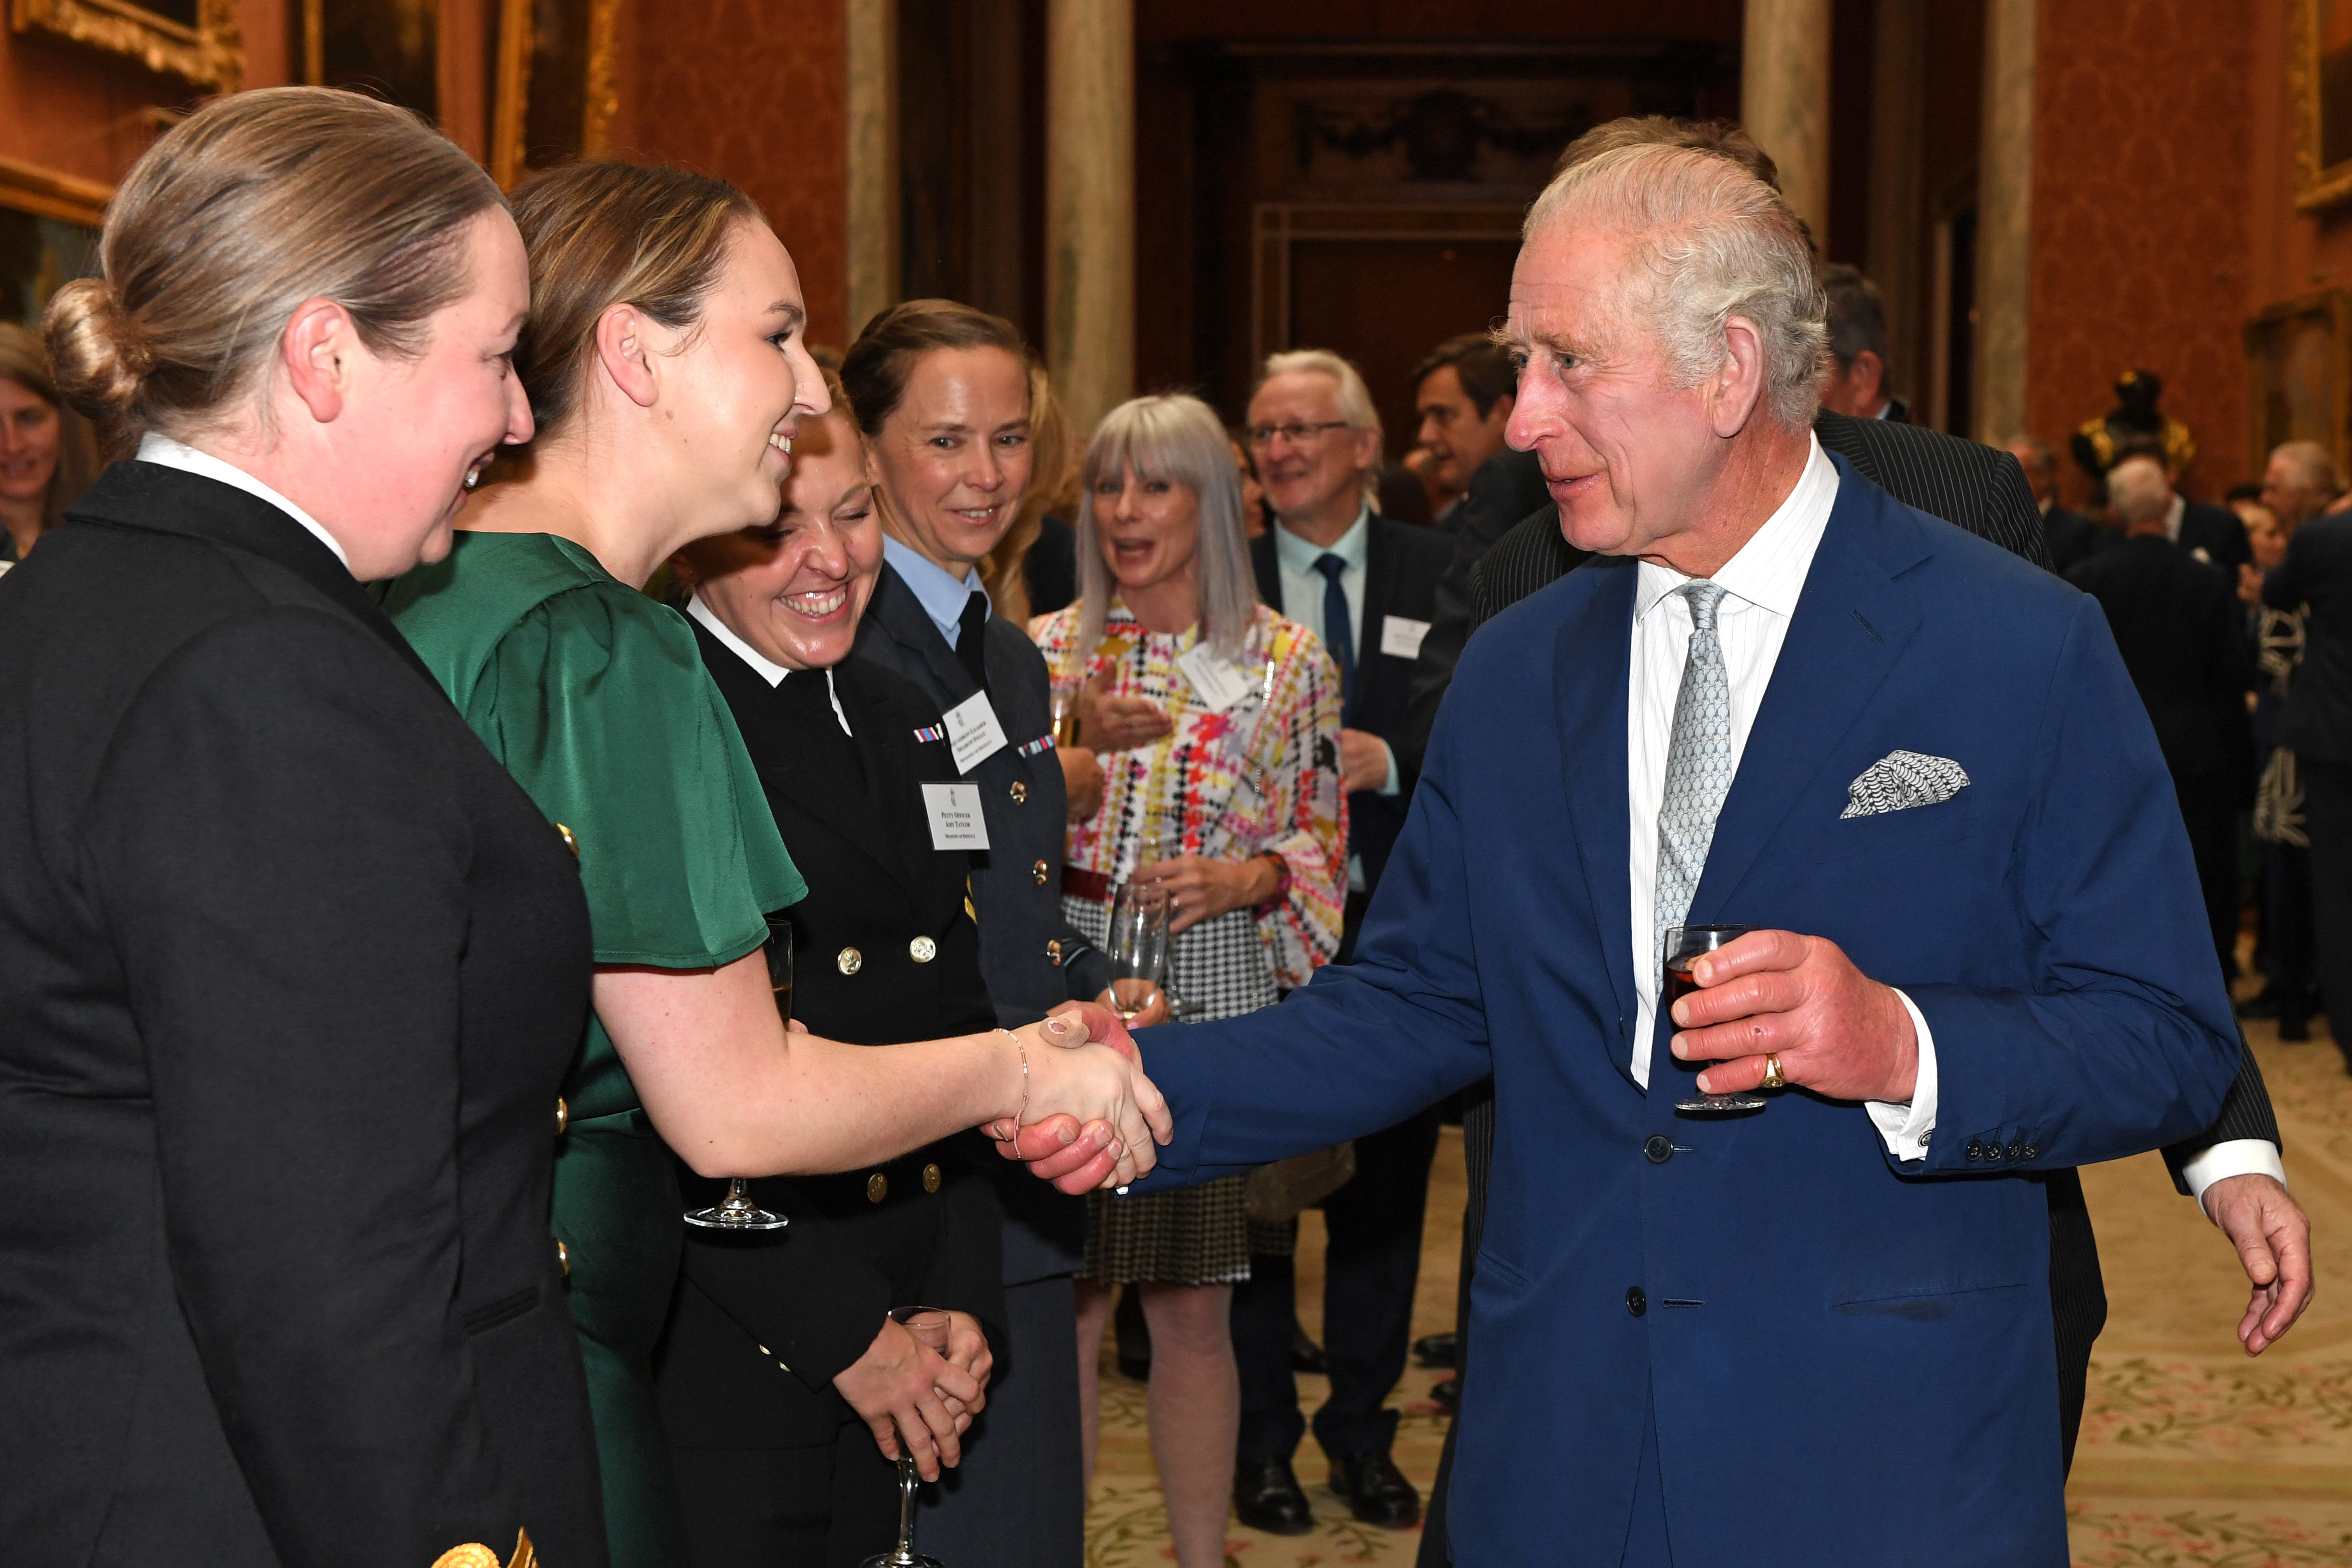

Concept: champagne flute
[[684, 918, 793, 1229], [857, 1305, 956, 1568], [1104, 880, 1170, 1023], [1664, 923, 1768, 1113]]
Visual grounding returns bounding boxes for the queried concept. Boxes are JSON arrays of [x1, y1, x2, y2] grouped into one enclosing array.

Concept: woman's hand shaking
[[986, 1002, 1170, 1192]]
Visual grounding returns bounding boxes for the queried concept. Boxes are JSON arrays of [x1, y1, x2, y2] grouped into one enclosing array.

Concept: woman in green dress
[[383, 161, 1164, 1568]]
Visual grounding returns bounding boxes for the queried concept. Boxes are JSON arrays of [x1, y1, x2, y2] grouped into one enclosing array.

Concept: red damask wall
[[623, 0, 849, 346], [2024, 0, 2253, 504]]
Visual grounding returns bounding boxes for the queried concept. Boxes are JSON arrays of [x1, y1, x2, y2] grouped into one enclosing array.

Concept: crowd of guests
[[0, 83, 2336, 1568]]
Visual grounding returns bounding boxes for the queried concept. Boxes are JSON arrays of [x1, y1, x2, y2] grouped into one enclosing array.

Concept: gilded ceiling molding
[[9, 0, 242, 92]]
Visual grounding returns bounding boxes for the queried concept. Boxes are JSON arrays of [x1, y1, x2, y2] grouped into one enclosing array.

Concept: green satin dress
[[384, 532, 807, 1568]]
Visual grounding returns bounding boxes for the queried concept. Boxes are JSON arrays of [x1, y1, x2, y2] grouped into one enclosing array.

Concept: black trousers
[[2307, 759, 2352, 1064], [915, 1273, 1085, 1568], [2264, 838, 2318, 1026], [1232, 1104, 1444, 1463], [672, 1419, 901, 1568], [2174, 773, 2243, 981]]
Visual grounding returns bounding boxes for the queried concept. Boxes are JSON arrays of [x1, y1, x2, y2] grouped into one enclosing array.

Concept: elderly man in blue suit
[[1013, 143, 2240, 1562]]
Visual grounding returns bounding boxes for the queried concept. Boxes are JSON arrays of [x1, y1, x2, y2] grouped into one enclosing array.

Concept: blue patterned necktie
[[1654, 581, 1733, 974], [1313, 552, 1356, 715]]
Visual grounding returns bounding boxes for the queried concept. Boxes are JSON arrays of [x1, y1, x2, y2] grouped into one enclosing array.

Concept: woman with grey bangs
[[1031, 392, 1346, 1566]]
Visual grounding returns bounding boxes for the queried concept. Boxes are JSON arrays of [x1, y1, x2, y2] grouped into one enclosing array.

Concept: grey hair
[[1258, 347, 1382, 508], [2106, 453, 2172, 526], [2004, 433, 2058, 475], [1523, 142, 1829, 430], [1073, 394, 1259, 665], [2270, 438, 2343, 499]]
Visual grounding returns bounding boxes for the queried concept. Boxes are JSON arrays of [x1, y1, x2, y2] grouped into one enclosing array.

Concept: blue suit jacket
[[1131, 458, 2239, 1565]]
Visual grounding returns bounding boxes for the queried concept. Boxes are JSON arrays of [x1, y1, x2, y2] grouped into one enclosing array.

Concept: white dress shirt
[[136, 431, 351, 571], [1624, 435, 1938, 1160], [687, 594, 851, 736], [1272, 505, 1402, 891]]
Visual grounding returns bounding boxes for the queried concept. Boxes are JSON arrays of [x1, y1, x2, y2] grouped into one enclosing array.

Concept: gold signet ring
[[1761, 1053, 1786, 1090]]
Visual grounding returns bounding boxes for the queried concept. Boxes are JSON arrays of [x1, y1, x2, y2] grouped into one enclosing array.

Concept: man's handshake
[[985, 1001, 1172, 1191]]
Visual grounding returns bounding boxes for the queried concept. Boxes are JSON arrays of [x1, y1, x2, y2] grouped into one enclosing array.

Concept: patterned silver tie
[[1654, 581, 1733, 974]]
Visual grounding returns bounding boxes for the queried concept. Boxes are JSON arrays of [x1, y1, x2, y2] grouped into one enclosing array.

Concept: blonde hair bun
[[44, 276, 150, 436]]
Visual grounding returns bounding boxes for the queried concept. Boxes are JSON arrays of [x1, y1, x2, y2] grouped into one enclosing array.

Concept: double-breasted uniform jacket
[[852, 563, 1102, 1281], [0, 463, 603, 1566], [658, 627, 1006, 1450]]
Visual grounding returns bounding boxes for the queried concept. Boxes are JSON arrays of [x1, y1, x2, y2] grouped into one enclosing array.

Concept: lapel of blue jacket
[[1550, 555, 1642, 1090], [1687, 453, 1932, 923]]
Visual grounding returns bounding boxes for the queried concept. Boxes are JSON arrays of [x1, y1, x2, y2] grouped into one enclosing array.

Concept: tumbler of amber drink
[[1664, 924, 1768, 1113]]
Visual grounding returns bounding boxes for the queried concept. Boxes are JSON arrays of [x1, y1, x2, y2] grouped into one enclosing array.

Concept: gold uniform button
[[554, 1096, 569, 1136], [867, 1172, 889, 1203], [1046, 939, 1065, 966], [911, 935, 937, 963], [556, 1239, 570, 1277], [922, 1162, 942, 1193], [838, 946, 863, 975], [1011, 780, 1030, 804], [1032, 859, 1050, 886], [555, 822, 579, 860]]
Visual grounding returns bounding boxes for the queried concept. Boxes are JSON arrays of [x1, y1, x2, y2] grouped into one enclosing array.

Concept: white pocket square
[[1841, 750, 1970, 819]]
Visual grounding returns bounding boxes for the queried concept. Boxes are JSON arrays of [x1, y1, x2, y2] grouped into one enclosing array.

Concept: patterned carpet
[[1084, 1017, 2352, 1566]]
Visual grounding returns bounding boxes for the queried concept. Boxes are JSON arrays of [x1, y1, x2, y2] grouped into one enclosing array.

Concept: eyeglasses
[[1245, 420, 1352, 448]]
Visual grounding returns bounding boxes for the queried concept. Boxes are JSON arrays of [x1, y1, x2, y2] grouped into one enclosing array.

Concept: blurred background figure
[[1408, 333, 1521, 535], [2239, 477, 2320, 1040], [2106, 432, 2252, 573], [0, 321, 97, 565], [1817, 263, 1906, 422], [1037, 391, 1345, 1568], [986, 360, 1080, 622], [2070, 453, 2255, 983], [2007, 431, 2112, 574]]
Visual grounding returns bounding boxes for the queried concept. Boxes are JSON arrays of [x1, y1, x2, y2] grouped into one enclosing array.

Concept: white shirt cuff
[[2181, 1138, 2287, 1217], [1376, 739, 1401, 797], [1865, 989, 1937, 1163]]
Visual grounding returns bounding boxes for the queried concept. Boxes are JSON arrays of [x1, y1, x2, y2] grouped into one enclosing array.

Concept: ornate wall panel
[[2026, 0, 2253, 500]]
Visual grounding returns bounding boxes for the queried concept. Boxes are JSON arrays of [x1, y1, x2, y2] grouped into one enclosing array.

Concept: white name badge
[[1174, 644, 1253, 712], [1380, 614, 1431, 660], [921, 782, 990, 850], [944, 689, 1010, 774]]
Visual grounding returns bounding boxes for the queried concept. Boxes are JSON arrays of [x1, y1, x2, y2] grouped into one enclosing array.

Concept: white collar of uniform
[[2164, 491, 2186, 544], [1634, 431, 1839, 624], [135, 431, 351, 572], [687, 593, 851, 734]]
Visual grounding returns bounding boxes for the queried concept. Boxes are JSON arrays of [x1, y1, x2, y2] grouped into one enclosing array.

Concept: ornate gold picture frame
[[489, 0, 618, 189], [2294, 0, 2352, 212], [0, 155, 108, 330], [2246, 291, 2352, 481], [9, 0, 241, 92]]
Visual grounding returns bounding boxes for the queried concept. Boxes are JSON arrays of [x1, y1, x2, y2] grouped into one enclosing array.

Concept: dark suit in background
[[662, 632, 1009, 1567], [1024, 514, 1079, 617], [2069, 537, 2256, 978], [0, 463, 604, 1567], [853, 562, 1099, 1567], [1232, 513, 1456, 1499], [1414, 417, 2285, 1567], [2045, 504, 2116, 575], [2178, 497, 2253, 574], [2268, 511, 2352, 1063]]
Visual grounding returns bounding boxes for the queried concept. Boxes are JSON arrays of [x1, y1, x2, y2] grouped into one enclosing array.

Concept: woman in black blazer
[[657, 378, 1010, 1564], [0, 92, 598, 1566]]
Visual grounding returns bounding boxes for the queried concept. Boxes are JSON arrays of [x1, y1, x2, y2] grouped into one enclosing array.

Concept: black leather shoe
[[1329, 1449, 1420, 1528], [1233, 1457, 1315, 1535], [2280, 1015, 2312, 1042], [1290, 1321, 1327, 1375], [1430, 1374, 1459, 1413], [1412, 1331, 1457, 1369]]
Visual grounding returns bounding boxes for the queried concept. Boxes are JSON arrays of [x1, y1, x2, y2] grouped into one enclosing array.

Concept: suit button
[[1626, 1286, 1647, 1318], [2007, 1141, 2024, 1162], [1984, 1141, 2004, 1162], [1965, 1140, 1983, 1162], [556, 1239, 570, 1277], [1047, 939, 1066, 966], [1033, 859, 1050, 886], [910, 936, 937, 963], [838, 946, 863, 975], [555, 1096, 569, 1136], [867, 1173, 888, 1203], [923, 1163, 942, 1193], [556, 822, 579, 860], [1010, 781, 1029, 804], [2022, 1144, 2040, 1160], [1642, 1134, 1673, 1164]]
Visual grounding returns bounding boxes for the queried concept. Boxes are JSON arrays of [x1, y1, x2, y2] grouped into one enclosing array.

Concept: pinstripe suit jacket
[[1440, 410, 2279, 1457]]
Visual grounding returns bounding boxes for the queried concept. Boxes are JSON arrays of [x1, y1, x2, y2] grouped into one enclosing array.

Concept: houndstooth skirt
[[1066, 897, 1277, 1285]]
